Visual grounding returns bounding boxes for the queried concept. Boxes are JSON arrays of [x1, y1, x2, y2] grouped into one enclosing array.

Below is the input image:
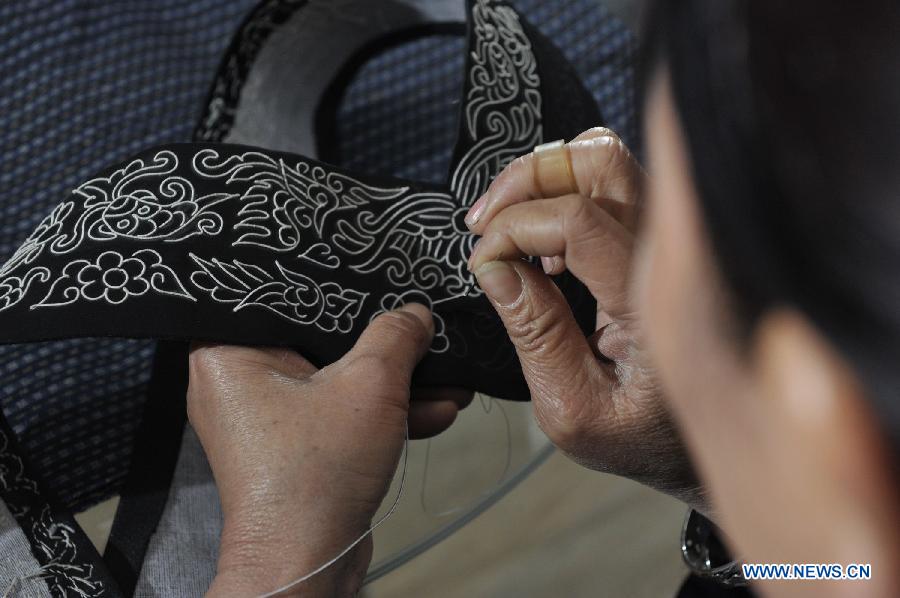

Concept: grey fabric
[[332, 0, 640, 183], [0, 499, 51, 598], [133, 427, 221, 597], [227, 0, 465, 155]]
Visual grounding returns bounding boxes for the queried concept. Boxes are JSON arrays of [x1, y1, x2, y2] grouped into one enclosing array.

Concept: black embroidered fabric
[[0, 0, 258, 516], [0, 0, 599, 401], [0, 0, 637, 594], [0, 0, 639, 520]]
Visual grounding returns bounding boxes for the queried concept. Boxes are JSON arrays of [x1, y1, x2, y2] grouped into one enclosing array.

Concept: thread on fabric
[[2, 562, 72, 597], [255, 424, 409, 598]]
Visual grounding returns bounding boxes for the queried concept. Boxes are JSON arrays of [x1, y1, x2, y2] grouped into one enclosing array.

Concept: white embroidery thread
[[0, 0, 542, 351], [52, 150, 236, 255], [0, 268, 50, 313], [373, 290, 450, 354], [0, 429, 104, 596], [451, 0, 543, 207], [34, 249, 194, 308], [190, 254, 367, 333]]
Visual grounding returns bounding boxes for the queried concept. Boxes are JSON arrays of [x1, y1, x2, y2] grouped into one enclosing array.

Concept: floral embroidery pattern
[[0, 0, 543, 355], [78, 252, 151, 304], [36, 249, 194, 308], [375, 290, 450, 354], [192, 148, 476, 299]]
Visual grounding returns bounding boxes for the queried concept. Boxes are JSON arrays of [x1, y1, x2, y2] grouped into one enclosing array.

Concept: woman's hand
[[188, 304, 470, 597], [466, 128, 704, 508]]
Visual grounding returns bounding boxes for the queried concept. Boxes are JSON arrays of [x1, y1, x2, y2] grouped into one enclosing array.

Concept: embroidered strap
[[0, 0, 600, 401], [0, 412, 119, 596]]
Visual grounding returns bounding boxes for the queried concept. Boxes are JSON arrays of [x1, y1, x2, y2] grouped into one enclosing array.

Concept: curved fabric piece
[[0, 0, 600, 401], [0, 0, 641, 520]]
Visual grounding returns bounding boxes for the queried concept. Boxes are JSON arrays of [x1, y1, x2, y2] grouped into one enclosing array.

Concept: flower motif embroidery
[[78, 252, 150, 304], [35, 249, 194, 308]]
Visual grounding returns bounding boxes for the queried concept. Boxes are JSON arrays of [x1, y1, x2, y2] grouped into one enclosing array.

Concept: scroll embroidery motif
[[192, 149, 475, 297], [52, 149, 234, 252], [452, 0, 543, 206], [0, 0, 542, 354], [37, 249, 195, 308]]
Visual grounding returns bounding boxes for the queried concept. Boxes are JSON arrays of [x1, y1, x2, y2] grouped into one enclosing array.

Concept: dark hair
[[642, 0, 900, 455]]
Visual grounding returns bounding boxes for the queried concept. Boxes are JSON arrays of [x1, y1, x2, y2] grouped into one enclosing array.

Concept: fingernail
[[395, 302, 435, 333], [467, 238, 482, 272], [464, 192, 490, 228], [475, 261, 523, 307], [541, 256, 554, 274]]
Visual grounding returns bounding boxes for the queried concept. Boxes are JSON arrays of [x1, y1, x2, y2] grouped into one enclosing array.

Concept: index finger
[[464, 128, 643, 235]]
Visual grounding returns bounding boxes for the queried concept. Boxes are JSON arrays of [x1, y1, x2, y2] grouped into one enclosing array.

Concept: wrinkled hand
[[466, 128, 703, 507], [188, 304, 470, 597]]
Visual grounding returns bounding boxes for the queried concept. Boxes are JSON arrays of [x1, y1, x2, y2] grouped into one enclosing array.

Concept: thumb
[[474, 261, 609, 442], [338, 303, 435, 393]]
